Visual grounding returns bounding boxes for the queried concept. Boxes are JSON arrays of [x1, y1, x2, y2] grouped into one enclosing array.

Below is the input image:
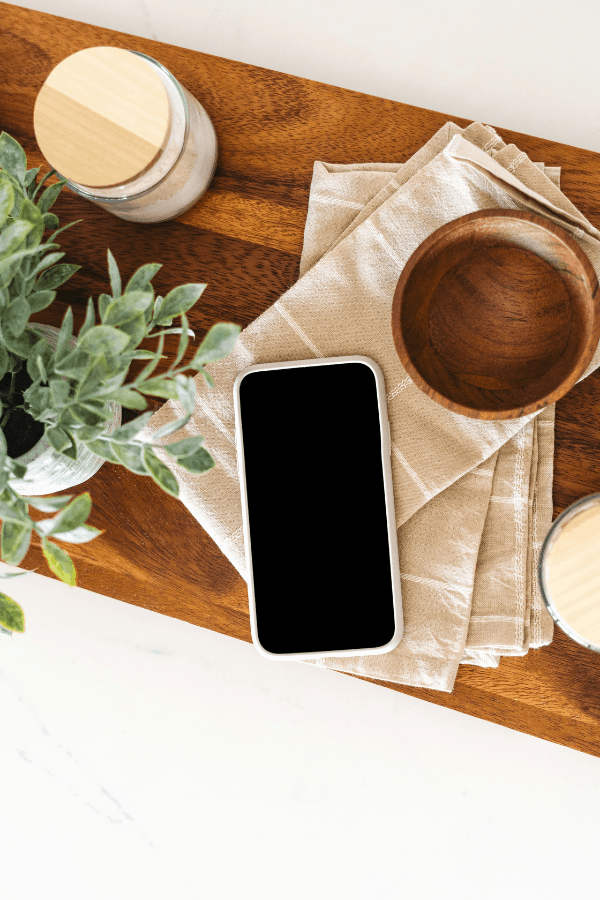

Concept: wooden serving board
[[3, 2, 600, 757]]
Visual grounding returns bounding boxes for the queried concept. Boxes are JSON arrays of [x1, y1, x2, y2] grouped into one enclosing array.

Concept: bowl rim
[[390, 209, 600, 420]]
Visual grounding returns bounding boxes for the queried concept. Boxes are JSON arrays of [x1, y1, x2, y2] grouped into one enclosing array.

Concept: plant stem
[[0, 370, 18, 430], [31, 167, 57, 201]]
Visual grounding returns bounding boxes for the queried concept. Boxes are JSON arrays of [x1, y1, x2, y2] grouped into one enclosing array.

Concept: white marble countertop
[[3, 2, 600, 898]]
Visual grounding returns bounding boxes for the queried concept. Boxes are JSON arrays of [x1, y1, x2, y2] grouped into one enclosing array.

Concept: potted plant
[[0, 132, 240, 635]]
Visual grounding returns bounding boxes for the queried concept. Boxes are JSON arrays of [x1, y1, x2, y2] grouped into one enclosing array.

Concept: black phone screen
[[238, 360, 397, 655]]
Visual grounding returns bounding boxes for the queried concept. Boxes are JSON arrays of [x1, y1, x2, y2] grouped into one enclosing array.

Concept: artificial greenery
[[0, 131, 240, 630]]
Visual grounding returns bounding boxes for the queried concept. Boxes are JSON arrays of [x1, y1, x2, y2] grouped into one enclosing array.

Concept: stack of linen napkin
[[143, 122, 600, 692]]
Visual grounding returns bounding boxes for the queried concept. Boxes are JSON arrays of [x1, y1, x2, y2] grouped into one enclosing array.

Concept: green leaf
[[0, 499, 29, 524], [54, 406, 81, 428], [0, 132, 27, 184], [125, 262, 161, 294], [77, 361, 126, 400], [36, 521, 101, 544], [4, 297, 30, 337], [150, 325, 198, 339], [53, 348, 90, 378], [150, 413, 191, 441], [0, 345, 9, 381], [72, 424, 106, 442], [79, 400, 106, 415], [26, 494, 73, 513], [142, 445, 179, 497], [29, 339, 52, 378], [104, 387, 147, 410], [31, 168, 55, 200], [78, 325, 130, 357], [0, 219, 33, 255], [9, 461, 27, 479], [55, 524, 102, 544], [19, 238, 59, 254], [49, 220, 80, 243], [25, 166, 41, 189], [11, 265, 27, 299], [162, 434, 206, 459], [127, 349, 157, 361], [0, 247, 43, 290], [103, 291, 153, 327], [136, 332, 164, 382], [47, 492, 91, 536], [37, 181, 63, 214], [24, 383, 50, 413], [27, 348, 44, 383], [152, 295, 164, 322], [138, 376, 179, 400], [112, 441, 147, 475], [46, 426, 72, 454], [28, 289, 57, 313], [98, 293, 112, 320], [79, 297, 96, 339], [72, 357, 107, 396], [1, 325, 37, 358], [41, 538, 76, 585], [31, 251, 65, 277], [153, 283, 206, 325], [1, 521, 32, 566], [0, 593, 25, 632], [85, 437, 120, 464], [107, 249, 121, 298], [9, 186, 23, 219], [176, 446, 215, 475], [174, 374, 196, 414], [19, 198, 45, 247], [192, 322, 241, 367], [36, 263, 80, 291], [49, 378, 70, 406], [69, 404, 110, 427], [0, 179, 14, 227], [55, 306, 73, 360], [110, 411, 154, 443], [117, 312, 147, 351], [201, 368, 215, 388], [171, 312, 190, 369], [43, 212, 59, 231], [59, 439, 78, 461]]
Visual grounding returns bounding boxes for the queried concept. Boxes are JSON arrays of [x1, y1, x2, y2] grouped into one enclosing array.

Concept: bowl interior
[[393, 213, 599, 417]]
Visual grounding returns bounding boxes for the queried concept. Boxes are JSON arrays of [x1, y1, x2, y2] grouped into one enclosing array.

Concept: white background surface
[[2, 1, 600, 898]]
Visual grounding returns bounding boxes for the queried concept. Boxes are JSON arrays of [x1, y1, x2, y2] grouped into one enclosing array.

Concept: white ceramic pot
[[8, 324, 121, 496]]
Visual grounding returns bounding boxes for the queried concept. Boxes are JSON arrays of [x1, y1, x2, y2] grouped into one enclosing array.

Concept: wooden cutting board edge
[[3, 1, 600, 759]]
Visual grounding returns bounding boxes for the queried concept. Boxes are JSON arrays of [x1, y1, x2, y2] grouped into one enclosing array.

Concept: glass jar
[[34, 48, 218, 223], [538, 492, 600, 652]]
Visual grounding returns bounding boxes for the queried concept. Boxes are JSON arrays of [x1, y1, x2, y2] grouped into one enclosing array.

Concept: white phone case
[[233, 356, 403, 660]]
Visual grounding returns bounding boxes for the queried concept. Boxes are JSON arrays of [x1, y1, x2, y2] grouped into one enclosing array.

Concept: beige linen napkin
[[143, 121, 600, 692]]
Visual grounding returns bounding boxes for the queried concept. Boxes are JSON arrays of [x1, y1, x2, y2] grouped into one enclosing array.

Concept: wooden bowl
[[391, 210, 600, 419]]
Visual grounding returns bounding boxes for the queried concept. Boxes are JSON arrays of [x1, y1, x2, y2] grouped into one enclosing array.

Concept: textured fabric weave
[[143, 122, 600, 691]]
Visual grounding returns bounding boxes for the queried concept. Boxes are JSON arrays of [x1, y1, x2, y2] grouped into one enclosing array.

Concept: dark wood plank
[[2, 2, 600, 757]]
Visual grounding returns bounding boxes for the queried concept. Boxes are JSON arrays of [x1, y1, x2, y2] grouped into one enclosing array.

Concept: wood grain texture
[[3, 2, 600, 757], [391, 210, 600, 419], [34, 46, 170, 186]]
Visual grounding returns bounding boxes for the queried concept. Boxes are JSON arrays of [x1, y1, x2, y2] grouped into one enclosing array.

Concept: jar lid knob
[[34, 46, 171, 189]]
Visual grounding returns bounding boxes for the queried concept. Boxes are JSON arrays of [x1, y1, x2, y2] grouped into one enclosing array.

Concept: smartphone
[[233, 356, 403, 660]]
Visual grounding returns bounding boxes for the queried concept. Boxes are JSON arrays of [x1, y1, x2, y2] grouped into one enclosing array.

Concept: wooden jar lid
[[34, 46, 171, 188]]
